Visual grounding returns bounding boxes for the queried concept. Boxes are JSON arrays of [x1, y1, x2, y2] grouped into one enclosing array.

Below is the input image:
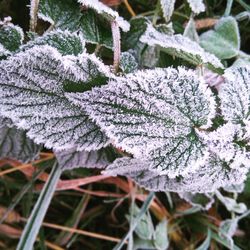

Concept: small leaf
[[219, 218, 238, 249], [160, 0, 176, 22], [78, 0, 130, 32], [80, 9, 113, 49], [200, 16, 240, 59], [179, 192, 214, 210], [127, 204, 154, 240], [0, 18, 24, 57], [133, 238, 155, 250], [216, 191, 247, 214], [55, 147, 114, 170], [120, 51, 138, 73], [0, 117, 41, 162], [0, 45, 110, 151], [68, 67, 216, 177], [186, 0, 205, 14], [153, 219, 169, 250], [140, 23, 224, 72], [21, 29, 85, 56]]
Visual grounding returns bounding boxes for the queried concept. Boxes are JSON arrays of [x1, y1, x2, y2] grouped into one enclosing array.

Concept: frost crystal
[[186, 0, 205, 14], [103, 156, 249, 193], [78, 0, 130, 32], [160, 0, 175, 22], [22, 29, 86, 56], [55, 147, 112, 170], [67, 67, 216, 177], [0, 45, 110, 151], [0, 117, 41, 162], [140, 23, 224, 72], [219, 67, 250, 124]]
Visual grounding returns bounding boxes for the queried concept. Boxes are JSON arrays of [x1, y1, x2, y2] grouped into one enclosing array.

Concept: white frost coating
[[0, 45, 110, 151], [78, 0, 130, 32], [140, 23, 223, 70], [198, 122, 250, 168], [203, 68, 225, 89], [186, 0, 205, 14], [67, 67, 216, 177], [103, 155, 249, 193], [219, 66, 250, 124], [55, 147, 111, 170], [160, 0, 176, 22]]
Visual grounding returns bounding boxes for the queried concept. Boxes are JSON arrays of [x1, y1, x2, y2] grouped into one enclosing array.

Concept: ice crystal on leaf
[[78, 0, 130, 32], [0, 117, 41, 163], [160, 0, 175, 22], [219, 67, 250, 125], [55, 147, 113, 170], [67, 67, 216, 177], [103, 155, 249, 193], [0, 18, 24, 57], [0, 45, 110, 151], [22, 29, 85, 56], [140, 23, 224, 72]]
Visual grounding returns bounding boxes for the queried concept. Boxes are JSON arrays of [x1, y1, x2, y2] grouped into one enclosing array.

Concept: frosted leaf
[[153, 219, 169, 250], [120, 51, 138, 73], [0, 18, 24, 57], [219, 219, 238, 249], [232, 57, 250, 68], [140, 23, 224, 72], [216, 191, 247, 214], [198, 123, 250, 167], [0, 45, 110, 151], [78, 0, 130, 32], [219, 67, 250, 125], [68, 67, 216, 177], [184, 18, 199, 43], [55, 147, 114, 170], [178, 192, 214, 210], [160, 0, 176, 22], [0, 117, 41, 162], [200, 17, 240, 60], [186, 0, 205, 14], [21, 29, 85, 56], [38, 0, 82, 31], [103, 156, 249, 193]]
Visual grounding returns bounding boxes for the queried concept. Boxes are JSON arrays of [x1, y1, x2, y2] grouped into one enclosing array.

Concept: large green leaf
[[153, 219, 169, 250], [200, 17, 240, 60], [67, 67, 215, 177], [0, 45, 110, 151], [0, 117, 41, 162], [140, 23, 224, 73]]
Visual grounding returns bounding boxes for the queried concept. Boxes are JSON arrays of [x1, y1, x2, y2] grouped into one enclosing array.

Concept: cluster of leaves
[[1, 0, 250, 249]]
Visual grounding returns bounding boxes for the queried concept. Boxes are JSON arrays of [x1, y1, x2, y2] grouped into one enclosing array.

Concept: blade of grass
[[0, 162, 51, 225], [17, 162, 62, 250], [113, 191, 155, 250]]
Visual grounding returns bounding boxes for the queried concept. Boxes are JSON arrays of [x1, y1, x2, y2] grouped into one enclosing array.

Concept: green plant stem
[[224, 0, 234, 16], [17, 162, 62, 250], [113, 192, 155, 250]]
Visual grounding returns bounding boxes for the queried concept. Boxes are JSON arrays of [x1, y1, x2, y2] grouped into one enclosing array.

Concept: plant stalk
[[111, 20, 121, 74], [29, 0, 40, 32]]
